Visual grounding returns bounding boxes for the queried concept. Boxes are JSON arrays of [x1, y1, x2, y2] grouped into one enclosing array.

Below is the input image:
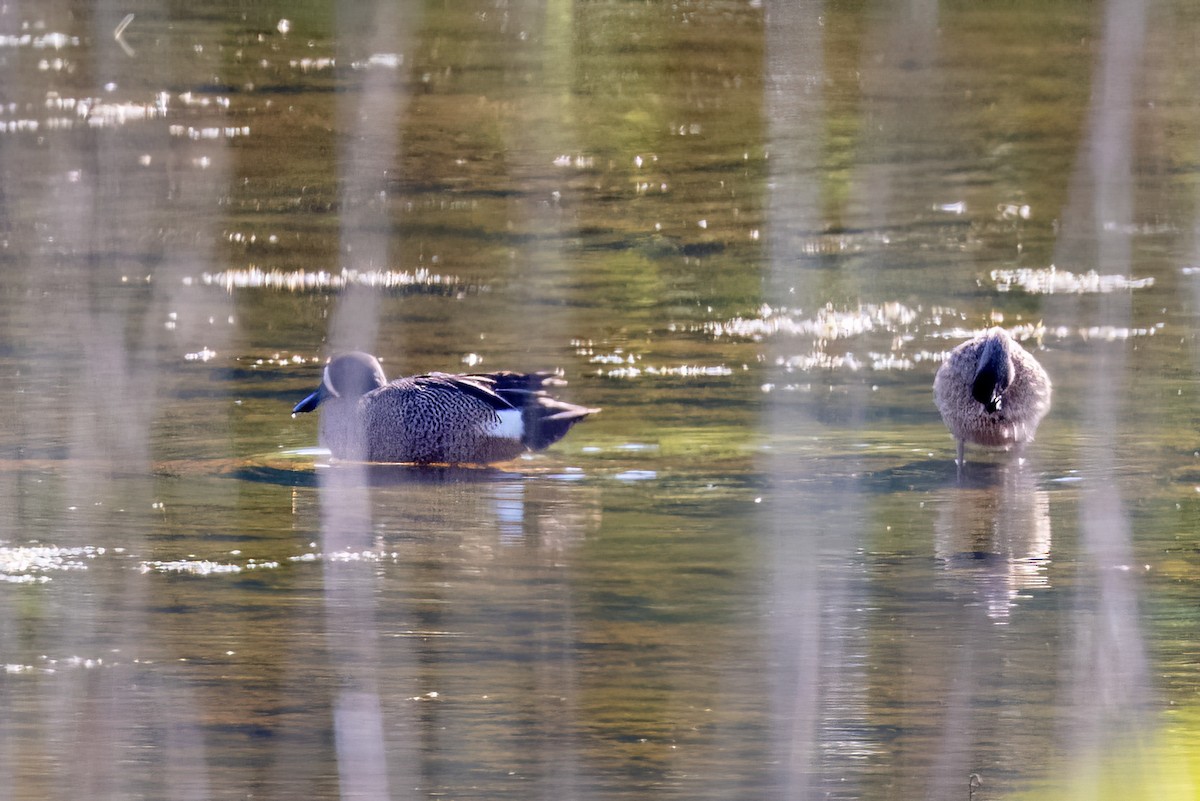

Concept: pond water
[[2, 1, 1200, 799]]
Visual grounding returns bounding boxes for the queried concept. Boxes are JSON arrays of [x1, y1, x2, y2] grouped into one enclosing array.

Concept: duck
[[292, 352, 599, 464], [933, 327, 1051, 466]]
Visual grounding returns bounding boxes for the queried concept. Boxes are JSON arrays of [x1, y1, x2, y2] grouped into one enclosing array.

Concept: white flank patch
[[485, 409, 524, 440]]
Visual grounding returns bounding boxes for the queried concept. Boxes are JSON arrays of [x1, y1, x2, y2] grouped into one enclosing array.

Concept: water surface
[[2, 1, 1200, 800]]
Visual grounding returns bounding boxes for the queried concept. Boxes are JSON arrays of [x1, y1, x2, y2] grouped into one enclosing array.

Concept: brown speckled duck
[[933, 327, 1051, 466], [292, 352, 598, 464]]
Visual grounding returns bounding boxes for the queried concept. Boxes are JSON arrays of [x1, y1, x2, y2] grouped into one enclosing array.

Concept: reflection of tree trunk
[[324, 2, 418, 798], [320, 464, 398, 801], [1051, 0, 1151, 767], [0, 0, 236, 795], [762, 3, 876, 800], [762, 1, 826, 794], [329, 1, 413, 353]]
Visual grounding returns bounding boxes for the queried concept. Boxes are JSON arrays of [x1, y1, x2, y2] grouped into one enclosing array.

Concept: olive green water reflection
[[3, 0, 1200, 799]]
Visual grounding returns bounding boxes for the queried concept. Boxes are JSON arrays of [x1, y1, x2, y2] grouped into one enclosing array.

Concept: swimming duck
[[933, 327, 1051, 466], [292, 352, 598, 464]]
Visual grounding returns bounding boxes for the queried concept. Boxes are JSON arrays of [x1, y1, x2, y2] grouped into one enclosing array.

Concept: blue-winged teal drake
[[934, 327, 1051, 466], [292, 352, 599, 464]]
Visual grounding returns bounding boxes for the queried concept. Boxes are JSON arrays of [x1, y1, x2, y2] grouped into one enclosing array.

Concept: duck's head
[[970, 328, 1014, 414], [292, 351, 388, 415]]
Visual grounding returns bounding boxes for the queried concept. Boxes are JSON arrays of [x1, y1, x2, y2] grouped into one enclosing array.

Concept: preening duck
[[933, 327, 1051, 466]]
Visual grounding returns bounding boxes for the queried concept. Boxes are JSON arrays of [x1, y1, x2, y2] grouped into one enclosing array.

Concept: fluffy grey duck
[[293, 352, 599, 465], [933, 327, 1052, 466]]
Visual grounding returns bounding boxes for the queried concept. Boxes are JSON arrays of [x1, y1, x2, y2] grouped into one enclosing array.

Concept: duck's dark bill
[[293, 390, 323, 415]]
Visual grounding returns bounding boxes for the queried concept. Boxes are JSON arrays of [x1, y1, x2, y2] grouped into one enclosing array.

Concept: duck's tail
[[523, 397, 600, 450], [482, 372, 600, 451]]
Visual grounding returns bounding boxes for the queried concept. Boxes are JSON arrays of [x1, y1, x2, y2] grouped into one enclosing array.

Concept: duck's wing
[[458, 372, 594, 411], [409, 372, 518, 411], [411, 371, 563, 407], [412, 372, 598, 449]]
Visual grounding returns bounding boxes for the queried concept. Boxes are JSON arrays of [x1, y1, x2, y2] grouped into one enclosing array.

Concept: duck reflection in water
[[934, 327, 1051, 467], [934, 465, 1052, 622], [292, 352, 599, 465]]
